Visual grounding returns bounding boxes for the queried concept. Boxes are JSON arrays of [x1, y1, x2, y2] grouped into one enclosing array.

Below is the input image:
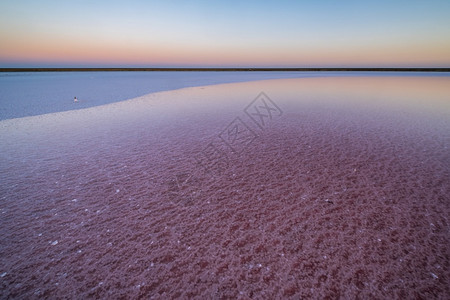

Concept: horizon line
[[1, 67, 450, 72]]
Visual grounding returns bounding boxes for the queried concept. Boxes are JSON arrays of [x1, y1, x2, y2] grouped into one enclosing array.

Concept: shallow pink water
[[0, 77, 449, 299]]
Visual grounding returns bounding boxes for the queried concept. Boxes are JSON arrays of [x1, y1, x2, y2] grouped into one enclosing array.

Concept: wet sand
[[0, 77, 449, 299]]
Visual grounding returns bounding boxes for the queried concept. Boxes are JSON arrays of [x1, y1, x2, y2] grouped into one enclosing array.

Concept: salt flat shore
[[0, 77, 449, 298]]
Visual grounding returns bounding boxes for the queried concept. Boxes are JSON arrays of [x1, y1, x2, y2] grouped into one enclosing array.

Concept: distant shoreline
[[1, 67, 449, 72]]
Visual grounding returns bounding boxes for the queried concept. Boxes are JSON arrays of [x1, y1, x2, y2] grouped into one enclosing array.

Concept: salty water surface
[[0, 76, 449, 298]]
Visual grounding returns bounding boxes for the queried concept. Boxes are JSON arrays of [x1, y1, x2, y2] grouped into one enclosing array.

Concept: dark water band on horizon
[[1, 67, 450, 72]]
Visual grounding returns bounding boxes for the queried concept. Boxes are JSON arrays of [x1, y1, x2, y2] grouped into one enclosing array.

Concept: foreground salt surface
[[0, 77, 449, 299]]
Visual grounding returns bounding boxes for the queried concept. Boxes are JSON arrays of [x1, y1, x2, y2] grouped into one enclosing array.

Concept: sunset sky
[[1, 0, 449, 67]]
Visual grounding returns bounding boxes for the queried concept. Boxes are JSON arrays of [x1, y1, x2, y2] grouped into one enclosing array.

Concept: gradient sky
[[1, 0, 449, 67]]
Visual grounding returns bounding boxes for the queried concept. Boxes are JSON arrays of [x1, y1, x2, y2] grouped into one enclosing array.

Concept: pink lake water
[[0, 76, 449, 299]]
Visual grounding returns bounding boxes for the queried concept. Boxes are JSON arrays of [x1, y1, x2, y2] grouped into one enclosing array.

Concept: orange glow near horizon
[[2, 32, 449, 67], [1, 1, 450, 67]]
